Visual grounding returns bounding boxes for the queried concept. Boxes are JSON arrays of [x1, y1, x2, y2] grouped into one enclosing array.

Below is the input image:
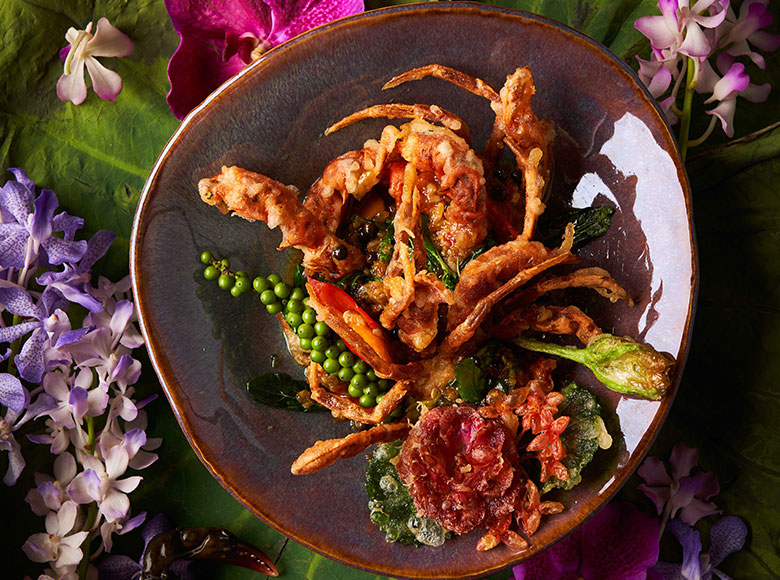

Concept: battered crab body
[[197, 64, 669, 554]]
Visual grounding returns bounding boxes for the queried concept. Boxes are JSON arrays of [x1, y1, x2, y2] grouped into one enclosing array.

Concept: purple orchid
[[67, 444, 142, 522], [0, 169, 88, 282], [654, 516, 748, 579], [634, 0, 778, 154], [513, 501, 661, 580], [25, 452, 79, 516], [164, 0, 364, 119], [638, 443, 720, 532]]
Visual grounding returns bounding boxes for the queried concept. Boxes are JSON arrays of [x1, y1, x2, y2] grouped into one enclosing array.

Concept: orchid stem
[[77, 502, 98, 580], [678, 57, 697, 161]]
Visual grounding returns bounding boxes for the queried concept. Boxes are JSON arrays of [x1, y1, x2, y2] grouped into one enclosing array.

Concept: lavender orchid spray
[[635, 0, 779, 159], [0, 169, 156, 580]]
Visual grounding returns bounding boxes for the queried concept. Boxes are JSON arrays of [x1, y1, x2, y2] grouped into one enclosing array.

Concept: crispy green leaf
[[542, 382, 611, 493], [246, 372, 324, 412], [453, 357, 488, 403]]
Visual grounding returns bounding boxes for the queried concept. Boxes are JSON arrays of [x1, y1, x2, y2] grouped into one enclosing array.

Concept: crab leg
[[198, 166, 364, 281], [326, 103, 472, 144], [383, 64, 500, 102], [291, 420, 410, 475]]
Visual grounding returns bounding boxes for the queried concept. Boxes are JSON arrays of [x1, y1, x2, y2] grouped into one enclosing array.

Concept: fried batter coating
[[291, 421, 410, 475], [198, 166, 364, 281]]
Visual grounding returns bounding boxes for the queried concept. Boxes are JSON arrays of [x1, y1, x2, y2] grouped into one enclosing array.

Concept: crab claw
[[306, 278, 394, 365], [221, 541, 279, 577]]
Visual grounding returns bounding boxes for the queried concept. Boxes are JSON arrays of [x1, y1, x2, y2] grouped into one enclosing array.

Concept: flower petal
[[100, 490, 130, 521], [635, 14, 680, 51], [580, 501, 660, 579], [708, 516, 748, 567], [88, 17, 134, 58], [30, 188, 58, 247], [267, 0, 364, 44], [679, 22, 712, 57], [85, 56, 124, 101], [165, 33, 246, 120], [16, 327, 48, 384], [669, 443, 699, 481], [57, 56, 88, 105], [0, 286, 42, 318], [0, 372, 28, 413], [666, 518, 702, 580], [67, 469, 102, 504]]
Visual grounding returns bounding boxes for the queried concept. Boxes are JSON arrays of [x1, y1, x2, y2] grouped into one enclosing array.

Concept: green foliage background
[[1, 0, 778, 578]]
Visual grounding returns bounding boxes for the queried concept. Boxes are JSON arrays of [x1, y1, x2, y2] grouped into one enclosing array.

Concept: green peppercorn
[[322, 358, 341, 374], [199, 251, 213, 264], [366, 369, 377, 381], [287, 299, 305, 314], [203, 266, 219, 280], [324, 346, 341, 360], [235, 270, 248, 279], [337, 367, 354, 383], [233, 277, 250, 293], [253, 276, 269, 293], [285, 312, 303, 328], [267, 273, 281, 285], [259, 289, 277, 305], [311, 336, 329, 352], [376, 393, 384, 404], [274, 282, 291, 299], [220, 258, 230, 269], [299, 337, 312, 350], [302, 308, 318, 325], [359, 394, 375, 408], [266, 302, 283, 315], [338, 351, 355, 368], [290, 287, 306, 301], [363, 382, 379, 397], [335, 339, 347, 352], [350, 373, 368, 389], [378, 378, 391, 390], [297, 323, 315, 339], [310, 350, 326, 364], [218, 274, 234, 290], [348, 384, 363, 398], [352, 360, 369, 374], [313, 321, 329, 337]]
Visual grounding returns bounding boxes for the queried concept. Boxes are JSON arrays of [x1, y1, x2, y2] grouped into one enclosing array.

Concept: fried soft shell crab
[[198, 65, 674, 552]]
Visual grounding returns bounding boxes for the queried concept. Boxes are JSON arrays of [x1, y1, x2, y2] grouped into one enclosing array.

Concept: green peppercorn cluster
[[199, 250, 395, 410], [200, 251, 252, 297]]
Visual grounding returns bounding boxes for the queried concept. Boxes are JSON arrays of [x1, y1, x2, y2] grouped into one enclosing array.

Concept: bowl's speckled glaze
[[131, 3, 696, 578]]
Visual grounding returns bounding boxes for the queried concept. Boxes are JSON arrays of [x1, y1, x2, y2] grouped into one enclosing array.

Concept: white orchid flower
[[57, 18, 134, 105]]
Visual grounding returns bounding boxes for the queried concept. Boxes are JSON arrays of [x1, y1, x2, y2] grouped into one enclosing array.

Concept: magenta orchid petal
[[267, 0, 363, 44], [163, 0, 363, 119], [85, 57, 124, 101], [580, 501, 660, 580], [706, 62, 749, 102]]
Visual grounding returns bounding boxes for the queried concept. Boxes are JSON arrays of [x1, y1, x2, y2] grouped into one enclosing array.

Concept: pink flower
[[634, 0, 729, 59], [720, 0, 780, 69], [638, 443, 720, 526], [513, 501, 661, 580], [164, 0, 364, 119], [57, 18, 134, 105]]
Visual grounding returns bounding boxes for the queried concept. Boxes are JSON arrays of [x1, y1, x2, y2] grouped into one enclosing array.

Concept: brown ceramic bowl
[[131, 3, 695, 578]]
